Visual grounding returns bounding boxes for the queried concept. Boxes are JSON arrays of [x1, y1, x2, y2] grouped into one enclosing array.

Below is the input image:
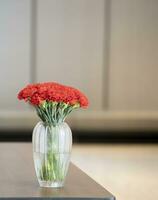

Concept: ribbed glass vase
[[32, 121, 72, 188]]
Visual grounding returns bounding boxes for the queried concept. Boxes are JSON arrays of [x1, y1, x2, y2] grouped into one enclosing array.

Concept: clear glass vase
[[32, 121, 72, 188]]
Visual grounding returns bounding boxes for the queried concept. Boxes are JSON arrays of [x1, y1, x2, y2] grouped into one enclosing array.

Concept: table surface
[[0, 143, 115, 200]]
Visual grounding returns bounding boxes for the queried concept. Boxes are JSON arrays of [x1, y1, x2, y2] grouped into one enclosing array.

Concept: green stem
[[39, 125, 64, 182], [36, 101, 80, 127], [35, 101, 78, 182]]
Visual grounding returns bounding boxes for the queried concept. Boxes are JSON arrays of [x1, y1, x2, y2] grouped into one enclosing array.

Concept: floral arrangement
[[18, 82, 88, 126], [18, 82, 88, 187]]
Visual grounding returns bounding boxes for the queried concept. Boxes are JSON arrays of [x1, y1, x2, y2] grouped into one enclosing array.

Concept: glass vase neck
[[43, 121, 65, 127]]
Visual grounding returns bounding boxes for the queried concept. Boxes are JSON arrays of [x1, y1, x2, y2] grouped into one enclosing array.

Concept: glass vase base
[[39, 180, 64, 188]]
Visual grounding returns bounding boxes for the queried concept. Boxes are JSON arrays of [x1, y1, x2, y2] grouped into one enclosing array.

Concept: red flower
[[18, 82, 89, 107]]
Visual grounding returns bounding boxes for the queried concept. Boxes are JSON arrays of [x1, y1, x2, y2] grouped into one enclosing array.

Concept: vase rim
[[38, 120, 67, 127]]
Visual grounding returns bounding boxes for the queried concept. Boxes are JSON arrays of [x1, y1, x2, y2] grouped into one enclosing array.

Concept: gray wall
[[0, 0, 158, 131]]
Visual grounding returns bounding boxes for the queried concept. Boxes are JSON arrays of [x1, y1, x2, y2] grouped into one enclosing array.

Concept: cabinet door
[[36, 0, 105, 110], [0, 0, 31, 111]]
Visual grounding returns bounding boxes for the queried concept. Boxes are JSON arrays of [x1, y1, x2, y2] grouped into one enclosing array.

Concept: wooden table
[[0, 143, 115, 200]]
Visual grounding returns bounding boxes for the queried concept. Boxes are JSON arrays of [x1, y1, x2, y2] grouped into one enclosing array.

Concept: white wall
[[36, 0, 105, 110], [0, 0, 31, 111], [109, 0, 158, 111], [0, 0, 158, 131]]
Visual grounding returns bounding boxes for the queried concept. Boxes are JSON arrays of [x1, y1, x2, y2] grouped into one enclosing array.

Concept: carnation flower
[[18, 82, 89, 126]]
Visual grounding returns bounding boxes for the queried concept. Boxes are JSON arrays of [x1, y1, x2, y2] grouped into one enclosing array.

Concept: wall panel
[[36, 0, 105, 110], [108, 0, 158, 110], [0, 0, 31, 110]]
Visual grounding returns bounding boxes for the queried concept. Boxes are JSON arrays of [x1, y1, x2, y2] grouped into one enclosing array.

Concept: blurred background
[[0, 0, 158, 199]]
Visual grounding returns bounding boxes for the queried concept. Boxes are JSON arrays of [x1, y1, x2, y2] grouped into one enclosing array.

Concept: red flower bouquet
[[18, 82, 88, 126], [18, 82, 88, 188]]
